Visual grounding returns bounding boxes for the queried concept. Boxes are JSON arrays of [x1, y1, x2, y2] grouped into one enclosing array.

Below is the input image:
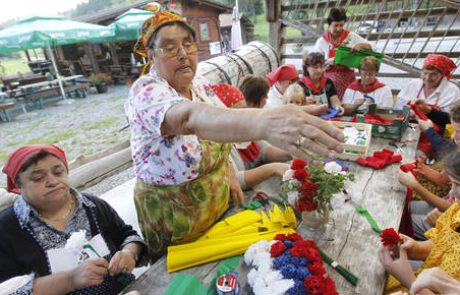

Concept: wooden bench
[[64, 82, 90, 98], [0, 101, 16, 122], [23, 87, 60, 109]]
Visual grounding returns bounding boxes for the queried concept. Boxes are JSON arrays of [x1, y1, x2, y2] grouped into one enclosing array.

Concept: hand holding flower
[[398, 170, 419, 189], [378, 246, 416, 289], [108, 249, 137, 276]]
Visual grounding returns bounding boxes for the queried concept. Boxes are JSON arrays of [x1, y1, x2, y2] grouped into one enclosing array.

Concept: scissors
[[389, 140, 407, 154]]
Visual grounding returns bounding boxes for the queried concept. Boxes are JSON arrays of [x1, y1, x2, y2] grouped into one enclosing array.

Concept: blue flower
[[280, 264, 297, 279], [283, 240, 294, 248], [287, 279, 306, 295], [296, 267, 311, 280], [273, 255, 290, 270]]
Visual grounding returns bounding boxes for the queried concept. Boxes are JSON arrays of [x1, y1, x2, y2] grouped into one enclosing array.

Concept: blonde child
[[282, 83, 306, 106]]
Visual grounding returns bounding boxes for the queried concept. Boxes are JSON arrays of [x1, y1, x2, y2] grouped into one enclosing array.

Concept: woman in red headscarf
[[313, 7, 372, 100], [212, 81, 292, 190], [0, 144, 146, 294], [396, 54, 460, 112]]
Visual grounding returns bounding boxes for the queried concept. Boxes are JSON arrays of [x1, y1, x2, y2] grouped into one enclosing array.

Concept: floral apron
[[134, 140, 231, 261]]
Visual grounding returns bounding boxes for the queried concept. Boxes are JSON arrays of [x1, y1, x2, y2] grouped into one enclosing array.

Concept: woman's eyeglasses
[[154, 42, 198, 58]]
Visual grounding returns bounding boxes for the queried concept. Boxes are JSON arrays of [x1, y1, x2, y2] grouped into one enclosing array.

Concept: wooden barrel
[[197, 41, 279, 86]]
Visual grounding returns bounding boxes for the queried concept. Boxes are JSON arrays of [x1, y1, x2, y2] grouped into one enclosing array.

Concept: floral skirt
[[133, 141, 231, 262]]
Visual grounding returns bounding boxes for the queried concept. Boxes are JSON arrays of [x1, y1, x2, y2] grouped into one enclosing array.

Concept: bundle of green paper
[[334, 46, 383, 69]]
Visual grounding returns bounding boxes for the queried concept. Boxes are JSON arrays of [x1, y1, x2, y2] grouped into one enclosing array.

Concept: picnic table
[[124, 127, 420, 295]]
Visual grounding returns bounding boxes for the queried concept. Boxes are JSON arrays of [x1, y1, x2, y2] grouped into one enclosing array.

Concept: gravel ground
[[0, 85, 132, 188], [83, 167, 135, 196]]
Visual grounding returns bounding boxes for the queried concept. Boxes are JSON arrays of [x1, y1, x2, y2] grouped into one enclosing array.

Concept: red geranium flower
[[380, 228, 403, 246], [295, 198, 318, 212], [270, 241, 287, 257], [301, 180, 317, 198], [293, 169, 308, 181], [291, 158, 307, 170]]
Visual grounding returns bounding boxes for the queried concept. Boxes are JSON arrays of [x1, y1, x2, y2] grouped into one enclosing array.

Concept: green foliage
[[0, 58, 30, 75], [88, 73, 112, 85]]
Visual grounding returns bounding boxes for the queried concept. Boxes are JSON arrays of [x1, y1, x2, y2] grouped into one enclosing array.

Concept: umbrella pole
[[47, 43, 67, 100]]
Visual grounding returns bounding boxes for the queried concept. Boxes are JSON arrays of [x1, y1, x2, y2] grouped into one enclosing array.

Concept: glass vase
[[301, 207, 330, 231]]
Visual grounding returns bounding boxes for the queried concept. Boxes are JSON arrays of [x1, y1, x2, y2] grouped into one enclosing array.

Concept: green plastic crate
[[355, 105, 410, 141], [334, 46, 383, 69]]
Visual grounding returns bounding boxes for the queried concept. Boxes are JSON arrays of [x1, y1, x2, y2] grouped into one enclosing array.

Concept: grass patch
[[1, 58, 30, 75], [253, 14, 301, 43], [26, 129, 78, 145], [0, 151, 8, 164], [83, 117, 118, 130]]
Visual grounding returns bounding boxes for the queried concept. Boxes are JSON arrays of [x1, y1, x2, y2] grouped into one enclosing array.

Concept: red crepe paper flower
[[270, 241, 287, 257], [323, 277, 339, 295], [293, 169, 308, 181], [286, 233, 303, 241], [304, 275, 325, 295], [301, 180, 317, 198], [308, 261, 326, 276], [380, 228, 403, 246], [294, 240, 318, 250], [274, 233, 287, 241], [291, 159, 307, 170]]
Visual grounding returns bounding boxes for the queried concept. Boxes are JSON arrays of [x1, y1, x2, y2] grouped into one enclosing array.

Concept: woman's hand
[[71, 258, 108, 290], [336, 106, 345, 116], [424, 208, 442, 227], [325, 57, 335, 66], [261, 104, 343, 163], [417, 118, 434, 131], [410, 267, 460, 295], [413, 99, 432, 114], [108, 249, 137, 276], [229, 166, 244, 206], [398, 170, 418, 189], [305, 96, 316, 105], [350, 43, 372, 53], [378, 245, 416, 288]]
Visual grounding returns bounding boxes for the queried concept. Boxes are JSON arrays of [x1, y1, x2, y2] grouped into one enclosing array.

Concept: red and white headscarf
[[2, 144, 68, 194], [423, 54, 457, 80], [266, 64, 299, 86], [211, 83, 245, 108]]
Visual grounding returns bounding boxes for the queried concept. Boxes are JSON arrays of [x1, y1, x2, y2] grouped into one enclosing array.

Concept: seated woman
[[380, 149, 460, 294], [342, 56, 393, 112], [212, 82, 291, 190], [299, 52, 344, 116], [0, 144, 146, 294], [283, 83, 307, 106]]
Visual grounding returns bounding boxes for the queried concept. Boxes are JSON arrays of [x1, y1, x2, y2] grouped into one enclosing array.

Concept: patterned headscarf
[[2, 144, 68, 194], [423, 54, 457, 80], [134, 10, 194, 75], [211, 83, 246, 108]]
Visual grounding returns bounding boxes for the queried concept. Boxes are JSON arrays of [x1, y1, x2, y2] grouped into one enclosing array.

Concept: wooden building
[[219, 12, 254, 53]]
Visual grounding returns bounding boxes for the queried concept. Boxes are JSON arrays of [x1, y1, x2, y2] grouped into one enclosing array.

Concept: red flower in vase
[[380, 228, 403, 246], [293, 169, 308, 181], [295, 198, 318, 212], [291, 159, 307, 170], [301, 180, 318, 198]]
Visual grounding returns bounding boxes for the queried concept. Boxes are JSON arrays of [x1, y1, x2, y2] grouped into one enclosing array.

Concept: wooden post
[[24, 50, 31, 62], [266, 0, 282, 57], [108, 43, 120, 66], [83, 43, 100, 74]]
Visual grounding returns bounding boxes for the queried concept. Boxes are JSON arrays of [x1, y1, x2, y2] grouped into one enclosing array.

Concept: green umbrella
[[0, 15, 114, 53], [110, 8, 153, 41], [0, 15, 114, 100]]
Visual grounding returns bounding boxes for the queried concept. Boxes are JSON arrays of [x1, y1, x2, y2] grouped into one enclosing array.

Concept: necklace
[[39, 196, 75, 223]]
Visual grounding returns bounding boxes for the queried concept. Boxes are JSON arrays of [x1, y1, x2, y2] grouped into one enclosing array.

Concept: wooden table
[[125, 127, 420, 295]]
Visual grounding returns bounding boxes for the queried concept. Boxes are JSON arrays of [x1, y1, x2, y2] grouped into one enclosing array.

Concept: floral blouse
[[125, 67, 224, 185]]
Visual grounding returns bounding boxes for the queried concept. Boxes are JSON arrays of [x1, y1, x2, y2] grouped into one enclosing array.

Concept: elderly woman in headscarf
[[0, 144, 146, 294], [125, 11, 344, 261]]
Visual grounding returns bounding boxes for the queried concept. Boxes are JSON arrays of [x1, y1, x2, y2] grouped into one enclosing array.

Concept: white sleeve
[[378, 86, 395, 108], [312, 37, 328, 57], [395, 83, 413, 110], [342, 88, 355, 104]]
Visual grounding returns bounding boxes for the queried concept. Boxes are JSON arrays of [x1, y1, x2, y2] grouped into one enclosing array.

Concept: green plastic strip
[[319, 249, 359, 286], [163, 274, 208, 295], [355, 205, 382, 234], [207, 255, 242, 295], [242, 200, 262, 210]]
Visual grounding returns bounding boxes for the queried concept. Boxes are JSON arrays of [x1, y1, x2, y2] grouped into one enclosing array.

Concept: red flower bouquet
[[282, 159, 354, 214], [380, 228, 404, 259]]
